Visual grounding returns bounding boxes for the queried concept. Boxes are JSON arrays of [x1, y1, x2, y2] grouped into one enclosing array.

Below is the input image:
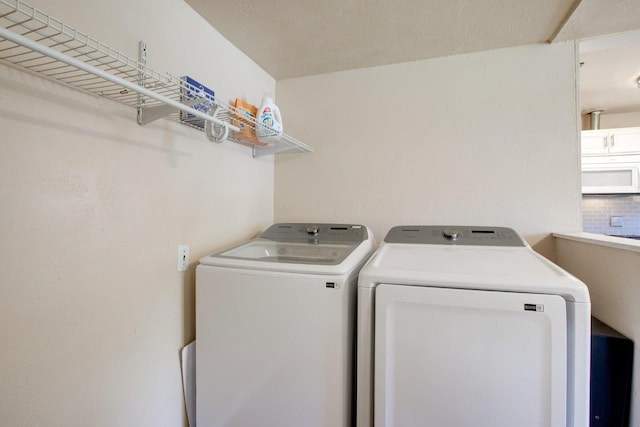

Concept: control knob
[[442, 229, 460, 241]]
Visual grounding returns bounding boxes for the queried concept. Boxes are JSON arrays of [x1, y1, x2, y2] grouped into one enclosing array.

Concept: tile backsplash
[[582, 195, 640, 236]]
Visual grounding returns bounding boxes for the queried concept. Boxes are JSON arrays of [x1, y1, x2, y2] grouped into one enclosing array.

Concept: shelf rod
[[0, 26, 239, 133]]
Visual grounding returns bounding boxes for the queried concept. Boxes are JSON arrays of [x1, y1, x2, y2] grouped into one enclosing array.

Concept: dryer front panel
[[374, 284, 567, 427]]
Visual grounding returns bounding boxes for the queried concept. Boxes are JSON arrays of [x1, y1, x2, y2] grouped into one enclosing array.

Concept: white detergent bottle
[[256, 94, 283, 144]]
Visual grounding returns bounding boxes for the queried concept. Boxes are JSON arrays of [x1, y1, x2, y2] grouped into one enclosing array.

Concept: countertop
[[553, 232, 640, 254]]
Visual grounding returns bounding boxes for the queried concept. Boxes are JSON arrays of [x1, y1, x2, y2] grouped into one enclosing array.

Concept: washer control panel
[[384, 226, 526, 247], [262, 223, 368, 243]]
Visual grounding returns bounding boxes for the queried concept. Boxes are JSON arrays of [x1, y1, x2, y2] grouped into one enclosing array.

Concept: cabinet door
[[581, 130, 609, 155], [609, 127, 640, 154]]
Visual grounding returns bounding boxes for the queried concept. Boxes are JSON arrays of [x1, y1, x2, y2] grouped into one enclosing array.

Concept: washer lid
[[199, 223, 375, 274], [216, 239, 357, 265]]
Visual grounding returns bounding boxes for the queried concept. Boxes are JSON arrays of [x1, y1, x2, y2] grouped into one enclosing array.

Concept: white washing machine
[[196, 223, 376, 427], [356, 226, 591, 427]]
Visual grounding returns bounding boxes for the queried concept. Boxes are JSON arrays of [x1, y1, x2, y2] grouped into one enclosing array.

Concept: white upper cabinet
[[581, 130, 610, 155], [581, 127, 640, 156]]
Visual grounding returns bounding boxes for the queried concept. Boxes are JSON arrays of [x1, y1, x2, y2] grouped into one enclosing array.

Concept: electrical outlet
[[610, 216, 624, 227], [177, 244, 190, 272]]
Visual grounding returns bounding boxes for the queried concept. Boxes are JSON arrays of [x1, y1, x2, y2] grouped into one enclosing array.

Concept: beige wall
[[555, 238, 640, 426], [275, 42, 582, 259], [0, 0, 274, 426]]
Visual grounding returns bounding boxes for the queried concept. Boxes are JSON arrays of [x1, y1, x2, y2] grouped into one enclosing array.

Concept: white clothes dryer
[[196, 223, 375, 427], [356, 225, 590, 427]]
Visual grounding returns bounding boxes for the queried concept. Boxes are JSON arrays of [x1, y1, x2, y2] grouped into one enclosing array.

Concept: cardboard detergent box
[[233, 98, 266, 146], [180, 76, 215, 129]]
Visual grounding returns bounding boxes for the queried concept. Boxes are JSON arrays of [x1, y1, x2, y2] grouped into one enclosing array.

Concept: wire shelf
[[0, 0, 312, 157]]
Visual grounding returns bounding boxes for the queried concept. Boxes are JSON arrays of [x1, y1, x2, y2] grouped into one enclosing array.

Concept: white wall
[[0, 0, 274, 426], [555, 238, 640, 426], [275, 42, 581, 259]]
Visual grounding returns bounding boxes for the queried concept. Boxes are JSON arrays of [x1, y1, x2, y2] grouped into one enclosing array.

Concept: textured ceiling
[[186, 0, 577, 79], [186, 0, 640, 114]]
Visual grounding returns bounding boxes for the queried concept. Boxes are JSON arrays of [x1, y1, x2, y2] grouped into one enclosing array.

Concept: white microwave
[[582, 162, 640, 194]]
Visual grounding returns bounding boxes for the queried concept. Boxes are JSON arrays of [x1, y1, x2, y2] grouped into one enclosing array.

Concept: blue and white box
[[180, 76, 215, 129]]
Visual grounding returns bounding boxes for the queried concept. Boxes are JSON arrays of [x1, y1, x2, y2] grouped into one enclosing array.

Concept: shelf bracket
[[137, 41, 147, 122], [253, 144, 299, 158]]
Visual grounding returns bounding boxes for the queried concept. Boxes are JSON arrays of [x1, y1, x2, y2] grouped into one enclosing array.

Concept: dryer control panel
[[262, 223, 369, 244], [384, 226, 526, 247]]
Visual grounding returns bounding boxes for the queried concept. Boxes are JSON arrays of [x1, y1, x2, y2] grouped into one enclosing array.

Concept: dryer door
[[374, 284, 567, 427]]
